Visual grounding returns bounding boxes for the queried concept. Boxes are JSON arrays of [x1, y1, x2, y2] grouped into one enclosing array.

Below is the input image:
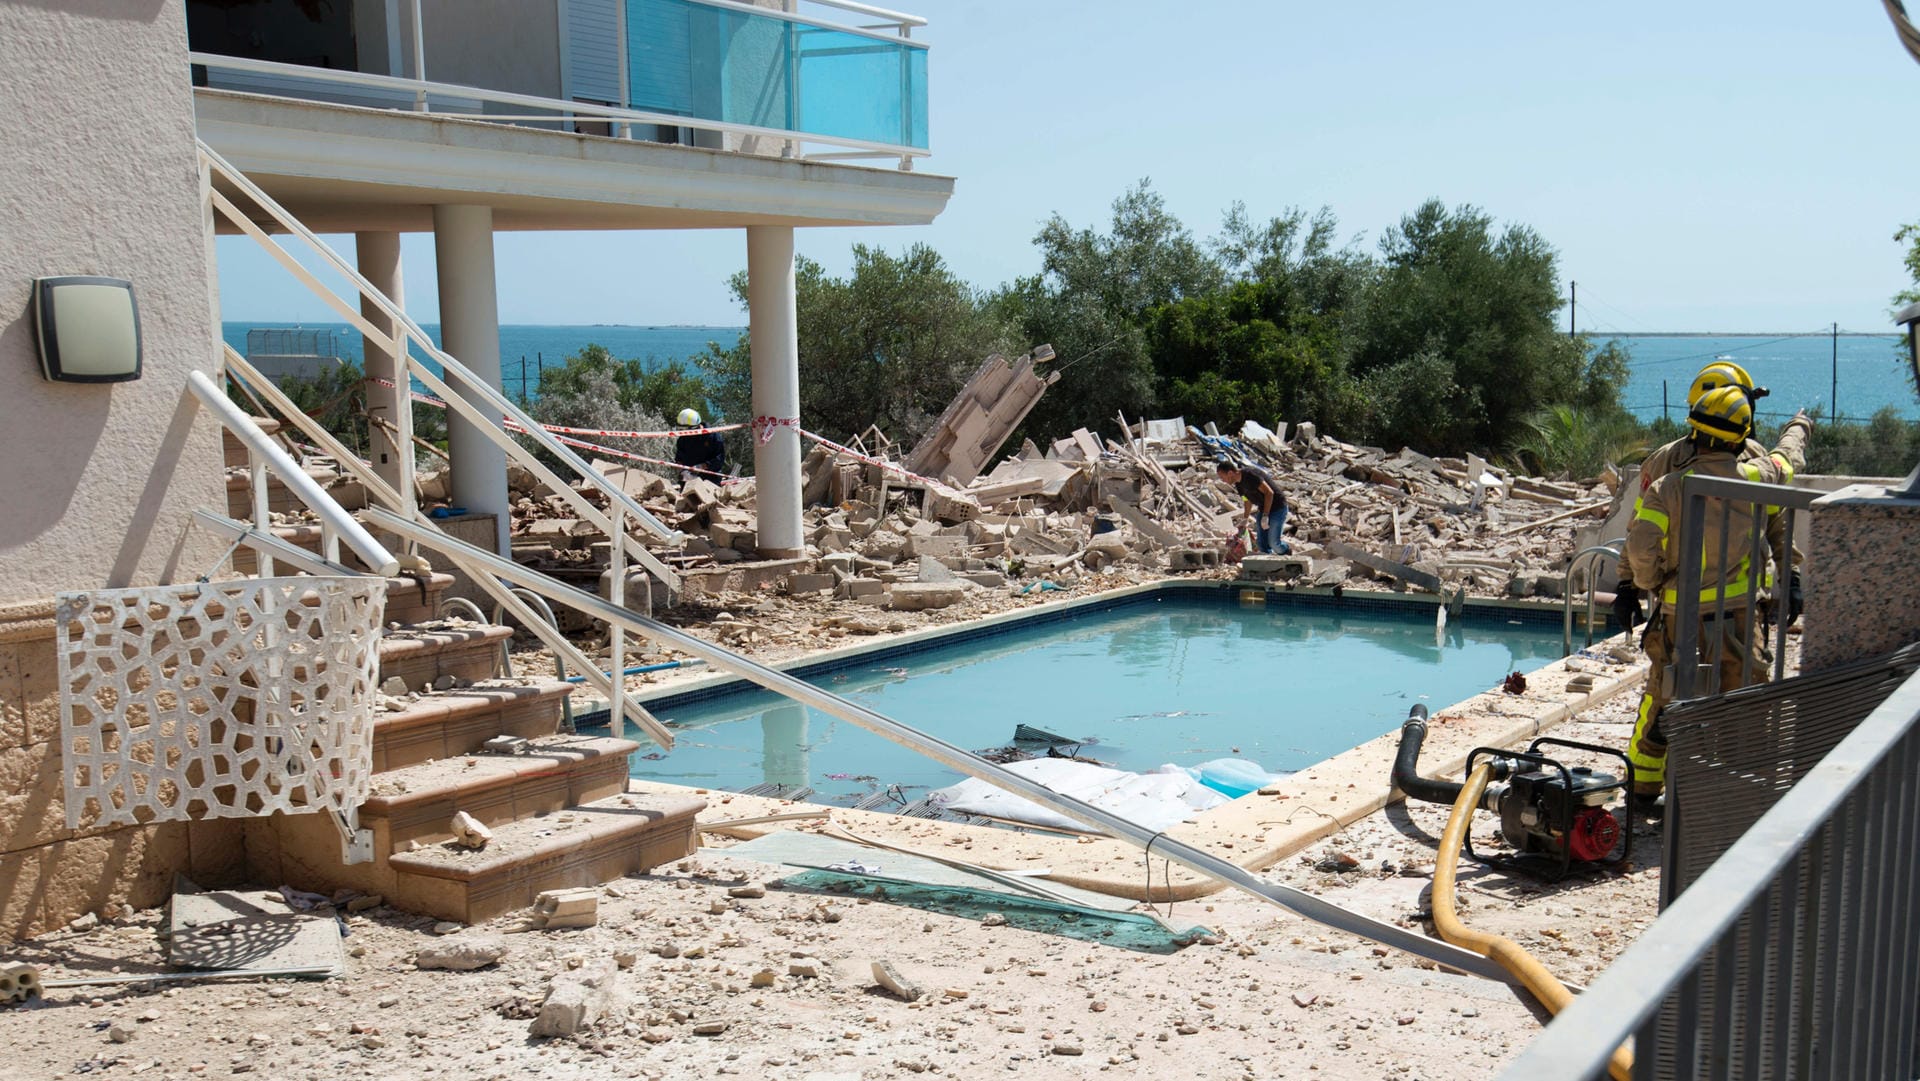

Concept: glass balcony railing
[[626, 0, 928, 152]]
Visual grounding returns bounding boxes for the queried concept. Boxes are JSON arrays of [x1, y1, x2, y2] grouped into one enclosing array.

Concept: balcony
[[189, 0, 929, 168]]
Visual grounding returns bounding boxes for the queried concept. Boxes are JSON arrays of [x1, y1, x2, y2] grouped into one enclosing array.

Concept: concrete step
[[221, 419, 283, 469], [359, 734, 639, 856], [372, 678, 574, 772], [385, 791, 706, 924], [380, 571, 456, 625], [378, 622, 512, 690], [223, 462, 366, 519]]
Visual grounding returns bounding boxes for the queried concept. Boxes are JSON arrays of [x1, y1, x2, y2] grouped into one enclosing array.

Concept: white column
[[432, 204, 509, 554], [747, 225, 802, 557], [356, 231, 406, 496]]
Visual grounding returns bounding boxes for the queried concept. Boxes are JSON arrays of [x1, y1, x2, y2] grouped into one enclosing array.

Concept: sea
[[222, 323, 1919, 421]]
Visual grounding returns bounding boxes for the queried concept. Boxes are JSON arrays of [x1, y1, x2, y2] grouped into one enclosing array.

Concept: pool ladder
[[1562, 538, 1626, 656]]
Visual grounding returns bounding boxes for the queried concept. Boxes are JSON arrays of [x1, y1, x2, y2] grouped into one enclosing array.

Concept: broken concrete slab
[[788, 572, 835, 595], [531, 957, 623, 1037], [1323, 540, 1445, 594], [414, 937, 508, 971], [1240, 555, 1311, 580], [871, 959, 925, 1002], [886, 582, 966, 611], [915, 556, 960, 584], [526, 887, 598, 930], [166, 888, 346, 978]]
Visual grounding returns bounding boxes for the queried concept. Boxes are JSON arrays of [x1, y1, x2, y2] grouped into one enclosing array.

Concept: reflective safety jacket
[[1628, 442, 1789, 611], [1633, 411, 1809, 514]]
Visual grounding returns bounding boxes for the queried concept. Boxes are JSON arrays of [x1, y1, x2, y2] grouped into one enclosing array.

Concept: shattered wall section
[[904, 347, 1059, 487]]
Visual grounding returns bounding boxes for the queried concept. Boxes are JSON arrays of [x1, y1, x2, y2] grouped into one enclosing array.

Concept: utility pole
[[1662, 380, 1669, 423], [1831, 322, 1839, 423], [1569, 281, 1577, 338]]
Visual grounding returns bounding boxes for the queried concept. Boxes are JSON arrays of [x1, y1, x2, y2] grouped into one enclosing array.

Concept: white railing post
[[249, 449, 276, 578], [408, 0, 427, 111], [609, 503, 626, 739], [197, 143, 684, 582], [190, 369, 401, 577]]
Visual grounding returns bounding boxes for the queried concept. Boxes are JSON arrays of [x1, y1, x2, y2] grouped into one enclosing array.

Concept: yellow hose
[[1432, 762, 1634, 1081]]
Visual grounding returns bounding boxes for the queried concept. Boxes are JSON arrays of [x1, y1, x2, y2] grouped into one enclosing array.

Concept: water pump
[[1393, 706, 1632, 880]]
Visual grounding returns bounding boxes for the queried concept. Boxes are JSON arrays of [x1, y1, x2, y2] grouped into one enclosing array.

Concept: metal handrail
[[491, 588, 575, 733], [1495, 665, 1920, 1079], [1562, 539, 1626, 655], [186, 369, 401, 577], [363, 502, 1512, 983], [220, 347, 674, 750], [1669, 473, 1821, 698], [189, 43, 929, 162], [192, 509, 364, 579], [799, 0, 927, 31], [433, 595, 516, 685], [198, 141, 685, 593]]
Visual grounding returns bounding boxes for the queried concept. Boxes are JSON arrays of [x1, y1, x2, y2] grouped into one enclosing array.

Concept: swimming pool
[[616, 589, 1568, 806]]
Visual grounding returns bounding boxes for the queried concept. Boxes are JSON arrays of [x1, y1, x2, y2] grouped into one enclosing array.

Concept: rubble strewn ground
[[62, 419, 1664, 1078], [1, 689, 1660, 1081]]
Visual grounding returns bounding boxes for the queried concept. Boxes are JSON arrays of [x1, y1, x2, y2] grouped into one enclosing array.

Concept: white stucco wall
[[0, 2, 226, 604]]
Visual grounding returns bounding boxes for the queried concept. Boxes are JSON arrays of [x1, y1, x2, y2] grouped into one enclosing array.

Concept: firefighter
[[1623, 386, 1792, 812], [1613, 359, 1811, 634], [673, 408, 727, 482]]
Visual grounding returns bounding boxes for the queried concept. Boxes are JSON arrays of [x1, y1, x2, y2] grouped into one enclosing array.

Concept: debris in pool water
[[823, 772, 880, 782], [1013, 724, 1079, 745]]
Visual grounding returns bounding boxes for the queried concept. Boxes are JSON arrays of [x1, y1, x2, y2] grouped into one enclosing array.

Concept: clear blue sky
[[217, 1, 1920, 334]]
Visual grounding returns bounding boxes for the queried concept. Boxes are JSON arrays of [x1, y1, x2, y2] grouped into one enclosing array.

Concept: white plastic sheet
[[930, 758, 1227, 833]]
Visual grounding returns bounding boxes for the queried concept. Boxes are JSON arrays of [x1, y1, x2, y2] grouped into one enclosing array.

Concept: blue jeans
[[1255, 504, 1289, 554]]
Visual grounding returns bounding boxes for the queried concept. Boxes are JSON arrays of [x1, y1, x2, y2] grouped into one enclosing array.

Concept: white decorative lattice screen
[[57, 577, 385, 830]]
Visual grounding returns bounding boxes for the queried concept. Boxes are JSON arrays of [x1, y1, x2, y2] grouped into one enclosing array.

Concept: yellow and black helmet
[[1687, 360, 1768, 407], [1687, 384, 1754, 444]]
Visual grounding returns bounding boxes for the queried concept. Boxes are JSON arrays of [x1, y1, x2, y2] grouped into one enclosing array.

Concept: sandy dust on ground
[[1, 681, 1668, 1081]]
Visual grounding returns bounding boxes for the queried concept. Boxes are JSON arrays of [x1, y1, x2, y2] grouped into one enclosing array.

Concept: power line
[[1568, 285, 1652, 334], [1621, 330, 1834, 369]]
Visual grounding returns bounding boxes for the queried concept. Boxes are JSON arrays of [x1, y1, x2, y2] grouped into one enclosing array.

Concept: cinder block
[[1240, 555, 1310, 580], [905, 534, 966, 559], [788, 573, 836, 595], [838, 578, 886, 599], [1169, 547, 1223, 572]]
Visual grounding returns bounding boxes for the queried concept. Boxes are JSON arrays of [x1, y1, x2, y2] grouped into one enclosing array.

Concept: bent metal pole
[[363, 507, 1507, 982]]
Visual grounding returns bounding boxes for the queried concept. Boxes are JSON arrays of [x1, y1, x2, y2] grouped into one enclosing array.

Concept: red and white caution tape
[[370, 378, 742, 440], [548, 432, 737, 483], [539, 421, 743, 439], [751, 414, 800, 445], [798, 428, 945, 487]]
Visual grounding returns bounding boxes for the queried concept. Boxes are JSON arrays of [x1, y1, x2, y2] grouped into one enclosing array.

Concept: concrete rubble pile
[[224, 384, 1618, 616], [491, 415, 1619, 612]]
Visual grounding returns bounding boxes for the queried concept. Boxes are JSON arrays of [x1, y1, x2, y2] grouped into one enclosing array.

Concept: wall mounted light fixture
[[32, 276, 142, 383]]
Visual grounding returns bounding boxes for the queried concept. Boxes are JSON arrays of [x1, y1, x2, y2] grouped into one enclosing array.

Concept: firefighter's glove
[[1612, 584, 1643, 634], [1788, 570, 1804, 627]]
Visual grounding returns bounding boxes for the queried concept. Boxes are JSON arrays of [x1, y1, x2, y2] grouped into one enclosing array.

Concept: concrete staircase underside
[[243, 581, 702, 924]]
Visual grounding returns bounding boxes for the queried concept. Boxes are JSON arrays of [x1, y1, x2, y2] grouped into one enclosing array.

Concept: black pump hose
[[1392, 704, 1465, 805]]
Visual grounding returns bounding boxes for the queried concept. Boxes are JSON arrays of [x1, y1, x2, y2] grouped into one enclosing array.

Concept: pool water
[[623, 595, 1566, 806]]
